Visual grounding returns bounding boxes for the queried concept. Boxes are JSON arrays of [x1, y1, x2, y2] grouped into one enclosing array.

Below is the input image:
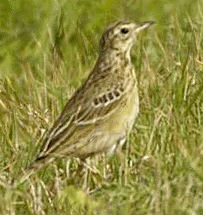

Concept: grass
[[0, 0, 203, 215]]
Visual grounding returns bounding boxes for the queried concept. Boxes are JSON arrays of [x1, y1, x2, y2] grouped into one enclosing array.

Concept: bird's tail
[[14, 156, 54, 187]]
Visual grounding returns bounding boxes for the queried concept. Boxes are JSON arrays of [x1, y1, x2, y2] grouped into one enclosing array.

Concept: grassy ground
[[0, 0, 203, 215]]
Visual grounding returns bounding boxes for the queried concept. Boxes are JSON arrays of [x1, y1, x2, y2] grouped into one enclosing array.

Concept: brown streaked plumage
[[17, 20, 155, 185]]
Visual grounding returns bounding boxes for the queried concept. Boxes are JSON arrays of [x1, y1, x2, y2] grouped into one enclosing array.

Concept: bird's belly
[[126, 87, 139, 131], [106, 86, 139, 134], [104, 90, 139, 155]]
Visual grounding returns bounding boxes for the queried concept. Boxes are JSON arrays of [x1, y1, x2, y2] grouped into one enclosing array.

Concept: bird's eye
[[120, 28, 129, 34]]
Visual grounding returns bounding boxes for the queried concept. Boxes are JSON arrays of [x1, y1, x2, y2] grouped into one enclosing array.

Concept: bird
[[16, 20, 155, 185]]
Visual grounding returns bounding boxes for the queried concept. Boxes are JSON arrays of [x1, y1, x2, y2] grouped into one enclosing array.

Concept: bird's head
[[99, 20, 155, 54]]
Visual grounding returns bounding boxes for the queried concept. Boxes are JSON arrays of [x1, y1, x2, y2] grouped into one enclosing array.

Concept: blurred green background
[[0, 0, 202, 215]]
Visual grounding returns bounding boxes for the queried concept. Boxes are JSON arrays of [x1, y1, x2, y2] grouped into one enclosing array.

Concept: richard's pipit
[[18, 20, 155, 184]]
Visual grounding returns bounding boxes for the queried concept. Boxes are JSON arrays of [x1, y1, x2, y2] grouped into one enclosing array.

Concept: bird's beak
[[134, 21, 155, 34]]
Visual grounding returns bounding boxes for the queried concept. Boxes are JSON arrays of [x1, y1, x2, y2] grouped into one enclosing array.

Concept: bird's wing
[[62, 72, 133, 125], [37, 72, 134, 158]]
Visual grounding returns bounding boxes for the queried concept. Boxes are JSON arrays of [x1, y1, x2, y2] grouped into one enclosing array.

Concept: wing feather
[[37, 71, 134, 158]]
